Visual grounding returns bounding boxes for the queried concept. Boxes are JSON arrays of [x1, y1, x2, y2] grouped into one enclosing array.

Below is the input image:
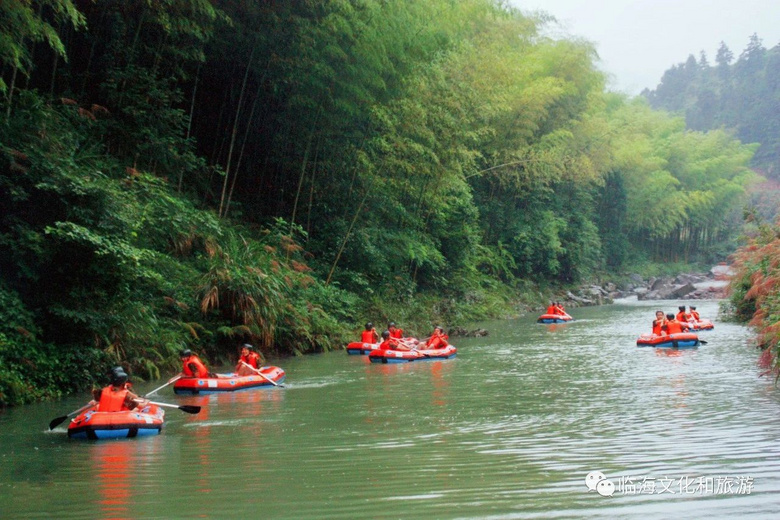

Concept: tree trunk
[[5, 65, 18, 122], [290, 105, 322, 233], [326, 174, 378, 286], [179, 63, 201, 193], [225, 70, 267, 218], [219, 46, 256, 218]]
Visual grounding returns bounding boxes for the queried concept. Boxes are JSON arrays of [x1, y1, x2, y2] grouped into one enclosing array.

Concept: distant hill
[[643, 34, 780, 180]]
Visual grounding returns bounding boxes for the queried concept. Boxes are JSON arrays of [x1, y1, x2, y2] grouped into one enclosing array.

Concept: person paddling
[[91, 367, 148, 412], [422, 326, 449, 349], [664, 313, 689, 334], [379, 330, 414, 351], [388, 322, 404, 339], [676, 306, 691, 324], [652, 310, 668, 336], [361, 322, 379, 344], [179, 349, 213, 378], [236, 344, 264, 376]]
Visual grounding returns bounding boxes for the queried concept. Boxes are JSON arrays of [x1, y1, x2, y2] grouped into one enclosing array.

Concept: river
[[1, 298, 779, 519]]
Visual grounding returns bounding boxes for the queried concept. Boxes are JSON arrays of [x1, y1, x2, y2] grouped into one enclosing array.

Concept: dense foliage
[[727, 214, 780, 377], [644, 34, 780, 181], [0, 0, 758, 405]]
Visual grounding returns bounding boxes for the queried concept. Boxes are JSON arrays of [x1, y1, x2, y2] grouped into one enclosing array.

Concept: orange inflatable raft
[[346, 342, 381, 355], [368, 345, 457, 363], [173, 367, 286, 394], [687, 319, 714, 331], [536, 313, 573, 324], [67, 403, 165, 440], [636, 332, 700, 349]]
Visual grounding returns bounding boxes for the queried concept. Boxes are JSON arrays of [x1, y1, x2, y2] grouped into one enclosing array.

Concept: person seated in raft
[[663, 313, 689, 335], [236, 344, 265, 376], [676, 305, 691, 324], [689, 306, 701, 321], [91, 366, 148, 412], [421, 326, 449, 349], [361, 322, 379, 344], [179, 349, 214, 378], [388, 322, 404, 339], [545, 302, 557, 315], [379, 330, 415, 351], [554, 302, 567, 315], [652, 310, 668, 336]]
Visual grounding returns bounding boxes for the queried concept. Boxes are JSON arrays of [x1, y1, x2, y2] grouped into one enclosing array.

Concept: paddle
[[145, 374, 182, 397], [411, 347, 431, 358], [48, 403, 94, 430], [240, 361, 284, 387], [139, 400, 201, 414]]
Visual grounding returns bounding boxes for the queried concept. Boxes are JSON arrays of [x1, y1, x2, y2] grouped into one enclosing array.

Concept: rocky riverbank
[[559, 264, 733, 307], [449, 264, 733, 337]]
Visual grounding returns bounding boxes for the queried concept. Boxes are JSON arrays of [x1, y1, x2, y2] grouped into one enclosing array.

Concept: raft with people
[[636, 332, 701, 349], [536, 313, 573, 324], [173, 367, 286, 394], [67, 403, 165, 440], [368, 344, 457, 363], [537, 301, 572, 323], [687, 319, 714, 331]]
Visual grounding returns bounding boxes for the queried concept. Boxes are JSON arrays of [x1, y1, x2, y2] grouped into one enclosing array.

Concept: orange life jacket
[[361, 329, 378, 344], [389, 328, 403, 339], [183, 355, 210, 378], [97, 385, 130, 412], [239, 352, 262, 369], [428, 332, 449, 349], [691, 310, 701, 321], [665, 320, 685, 334], [652, 319, 666, 335], [546, 305, 556, 314], [676, 311, 689, 323]]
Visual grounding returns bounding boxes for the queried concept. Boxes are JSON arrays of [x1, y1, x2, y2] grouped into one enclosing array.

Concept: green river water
[[1, 298, 779, 519]]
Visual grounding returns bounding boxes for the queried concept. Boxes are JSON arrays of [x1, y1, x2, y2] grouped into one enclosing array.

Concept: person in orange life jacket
[[676, 305, 691, 323], [689, 306, 701, 321], [554, 302, 567, 315], [388, 322, 404, 339], [91, 367, 147, 412], [236, 344, 265, 376], [180, 349, 213, 378], [546, 302, 557, 314], [424, 326, 449, 349], [378, 330, 414, 351], [361, 322, 379, 344], [663, 313, 689, 334], [652, 310, 668, 336]]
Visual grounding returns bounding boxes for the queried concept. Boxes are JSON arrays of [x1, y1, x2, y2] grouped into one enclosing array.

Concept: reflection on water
[[93, 441, 133, 520], [2, 299, 780, 518]]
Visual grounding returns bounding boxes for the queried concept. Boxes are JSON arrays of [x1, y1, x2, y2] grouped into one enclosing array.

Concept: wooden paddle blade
[[48, 416, 68, 430], [178, 405, 201, 414]]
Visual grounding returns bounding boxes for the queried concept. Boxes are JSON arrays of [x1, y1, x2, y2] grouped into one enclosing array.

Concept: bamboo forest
[[1, 0, 776, 406]]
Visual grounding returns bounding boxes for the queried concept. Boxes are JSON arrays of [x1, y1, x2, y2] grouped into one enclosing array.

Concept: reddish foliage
[[77, 107, 96, 121], [90, 104, 110, 116], [291, 260, 311, 273]]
